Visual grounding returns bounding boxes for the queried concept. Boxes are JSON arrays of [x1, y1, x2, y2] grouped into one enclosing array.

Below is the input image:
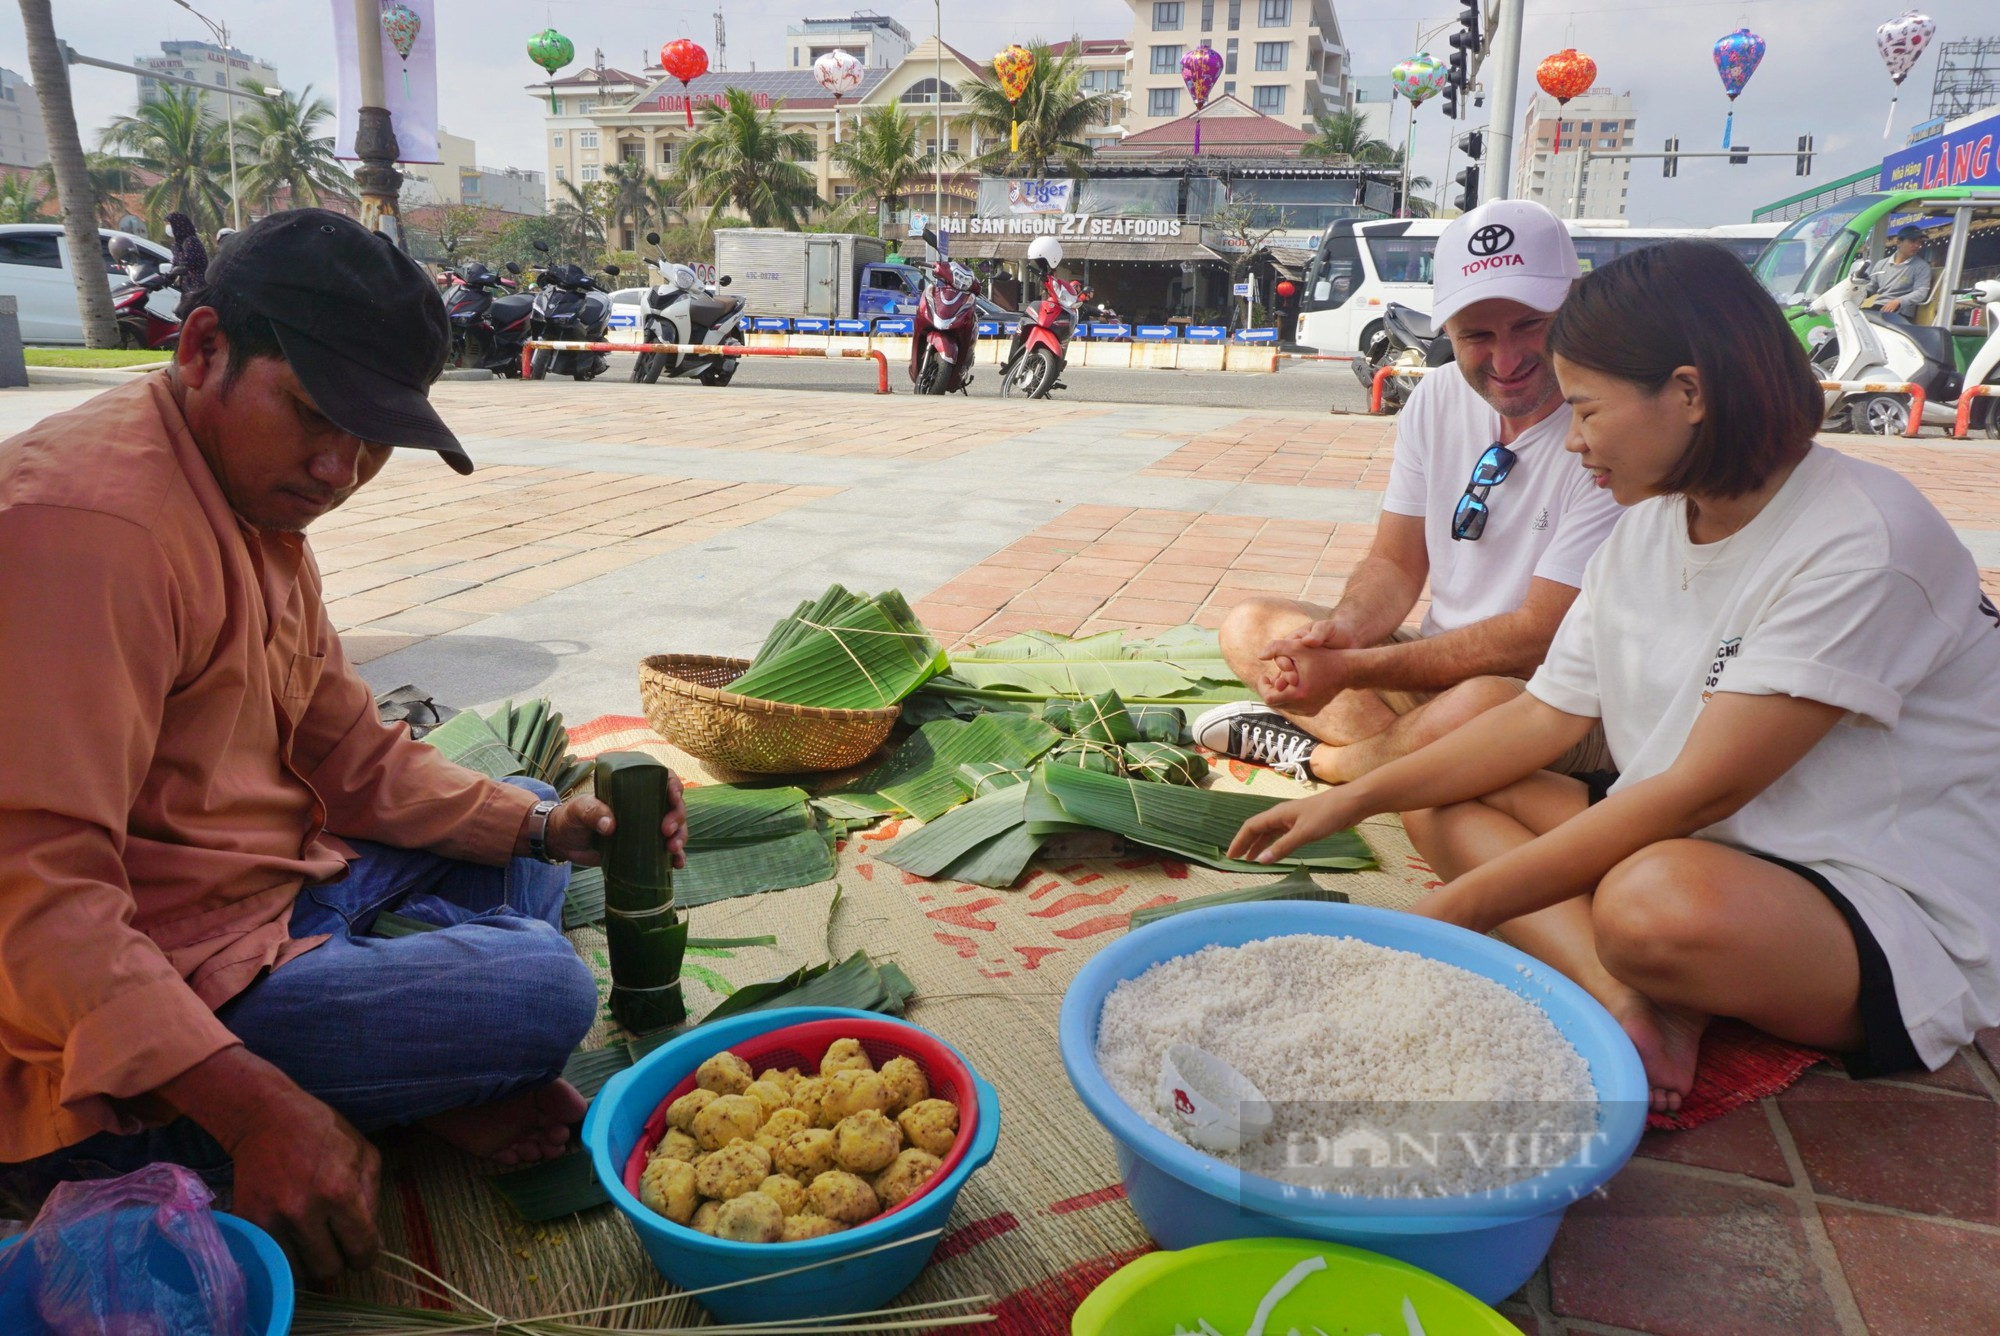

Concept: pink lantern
[[814, 49, 864, 142], [1181, 46, 1223, 155]]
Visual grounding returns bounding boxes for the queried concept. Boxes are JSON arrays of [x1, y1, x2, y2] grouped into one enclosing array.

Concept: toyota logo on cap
[[1468, 224, 1516, 257]]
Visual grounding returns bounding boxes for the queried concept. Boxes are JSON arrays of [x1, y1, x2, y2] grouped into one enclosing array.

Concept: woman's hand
[[1408, 885, 1487, 933], [1227, 790, 1360, 864], [546, 773, 688, 869]]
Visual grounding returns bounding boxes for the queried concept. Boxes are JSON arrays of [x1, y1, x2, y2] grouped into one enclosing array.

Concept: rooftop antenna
[[714, 10, 727, 70]]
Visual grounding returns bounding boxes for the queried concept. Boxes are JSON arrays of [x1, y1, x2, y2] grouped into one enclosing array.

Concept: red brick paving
[[1143, 415, 1398, 490]]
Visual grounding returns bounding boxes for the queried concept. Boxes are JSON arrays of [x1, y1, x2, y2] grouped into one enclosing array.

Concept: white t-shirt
[[1382, 364, 1625, 635], [1529, 445, 2000, 1068]]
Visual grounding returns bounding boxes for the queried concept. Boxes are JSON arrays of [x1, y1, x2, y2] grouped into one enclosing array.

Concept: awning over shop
[[947, 237, 1232, 264], [1266, 246, 1315, 281]]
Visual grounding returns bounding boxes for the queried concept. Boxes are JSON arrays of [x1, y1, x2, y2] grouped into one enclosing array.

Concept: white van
[[1295, 219, 1782, 355], [0, 224, 176, 344]]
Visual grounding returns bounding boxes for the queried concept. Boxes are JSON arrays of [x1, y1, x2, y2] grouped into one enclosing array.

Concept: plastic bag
[[0, 1162, 247, 1335]]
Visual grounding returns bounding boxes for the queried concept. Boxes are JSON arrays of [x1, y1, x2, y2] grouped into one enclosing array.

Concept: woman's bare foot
[[1610, 995, 1710, 1115], [418, 1080, 589, 1167]]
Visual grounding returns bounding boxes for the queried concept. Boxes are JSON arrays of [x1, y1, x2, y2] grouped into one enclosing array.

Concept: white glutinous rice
[[1096, 934, 1598, 1197]]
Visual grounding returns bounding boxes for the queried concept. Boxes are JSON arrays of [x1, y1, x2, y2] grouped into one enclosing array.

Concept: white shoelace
[[1236, 719, 1316, 781]]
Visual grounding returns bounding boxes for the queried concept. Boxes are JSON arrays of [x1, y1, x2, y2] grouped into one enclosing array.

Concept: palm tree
[[100, 87, 231, 231], [238, 85, 353, 214], [674, 89, 819, 230], [20, 0, 119, 345], [639, 174, 684, 236], [0, 173, 44, 223], [1302, 110, 1391, 165], [829, 103, 931, 225], [36, 153, 140, 227], [961, 40, 1116, 179], [601, 158, 653, 250], [549, 177, 606, 259]]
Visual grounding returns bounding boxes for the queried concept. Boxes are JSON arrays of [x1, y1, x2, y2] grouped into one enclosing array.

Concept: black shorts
[[1577, 769, 1923, 1079]]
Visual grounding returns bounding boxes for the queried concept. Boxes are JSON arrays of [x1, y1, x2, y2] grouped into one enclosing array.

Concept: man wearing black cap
[[0, 210, 686, 1280], [1864, 225, 1933, 318]]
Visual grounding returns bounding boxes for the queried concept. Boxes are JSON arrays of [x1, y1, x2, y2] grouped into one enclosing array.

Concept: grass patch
[[25, 348, 172, 368]]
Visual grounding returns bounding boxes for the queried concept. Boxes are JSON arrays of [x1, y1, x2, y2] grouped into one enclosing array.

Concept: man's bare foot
[[1609, 995, 1710, 1115], [418, 1080, 589, 1167]]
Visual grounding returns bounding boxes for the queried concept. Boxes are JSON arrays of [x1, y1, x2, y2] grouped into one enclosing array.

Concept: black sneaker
[[1191, 701, 1318, 782]]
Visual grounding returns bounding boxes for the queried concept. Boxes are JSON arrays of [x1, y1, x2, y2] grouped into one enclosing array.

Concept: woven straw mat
[[340, 714, 1435, 1331]]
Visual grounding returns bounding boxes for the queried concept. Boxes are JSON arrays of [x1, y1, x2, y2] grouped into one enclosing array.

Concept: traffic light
[[1729, 144, 1751, 165], [1444, 1, 1479, 120], [1662, 136, 1679, 178], [1458, 129, 1483, 160], [1454, 165, 1480, 213], [1796, 133, 1815, 176]]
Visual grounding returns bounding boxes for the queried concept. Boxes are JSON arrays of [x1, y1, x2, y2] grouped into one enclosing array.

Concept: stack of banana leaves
[[727, 584, 948, 709], [904, 625, 1258, 722]]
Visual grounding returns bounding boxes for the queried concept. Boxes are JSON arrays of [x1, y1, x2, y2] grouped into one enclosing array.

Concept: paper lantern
[[1876, 11, 1936, 137], [660, 38, 710, 128], [529, 28, 575, 111], [814, 49, 864, 142], [1712, 28, 1765, 148], [1181, 47, 1224, 154], [1536, 49, 1597, 152], [993, 44, 1035, 153], [1275, 280, 1296, 298], [1391, 52, 1448, 107], [380, 2, 420, 97]]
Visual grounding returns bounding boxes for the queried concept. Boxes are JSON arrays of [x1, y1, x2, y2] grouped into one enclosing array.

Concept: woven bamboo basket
[[638, 654, 900, 774]]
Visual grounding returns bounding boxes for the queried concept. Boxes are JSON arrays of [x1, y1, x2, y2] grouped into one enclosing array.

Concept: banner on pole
[[332, 0, 440, 164]]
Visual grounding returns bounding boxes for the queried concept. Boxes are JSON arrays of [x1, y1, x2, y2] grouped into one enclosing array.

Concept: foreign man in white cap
[[1196, 200, 1622, 784]]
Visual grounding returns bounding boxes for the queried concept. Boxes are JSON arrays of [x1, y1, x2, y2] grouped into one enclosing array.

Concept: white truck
[[713, 229, 929, 325]]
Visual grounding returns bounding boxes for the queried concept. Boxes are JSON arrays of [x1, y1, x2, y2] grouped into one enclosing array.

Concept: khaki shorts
[[1375, 627, 1613, 776]]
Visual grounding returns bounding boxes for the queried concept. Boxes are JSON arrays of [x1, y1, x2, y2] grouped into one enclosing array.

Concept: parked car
[[0, 224, 176, 345]]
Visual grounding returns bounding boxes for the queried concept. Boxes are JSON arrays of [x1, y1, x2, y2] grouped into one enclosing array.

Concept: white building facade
[[1123, 0, 1350, 135], [1515, 89, 1637, 221], [787, 12, 914, 70], [136, 40, 278, 119], [0, 67, 46, 169]]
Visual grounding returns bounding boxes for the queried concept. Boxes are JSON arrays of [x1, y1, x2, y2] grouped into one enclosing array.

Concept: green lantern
[[529, 28, 576, 110]]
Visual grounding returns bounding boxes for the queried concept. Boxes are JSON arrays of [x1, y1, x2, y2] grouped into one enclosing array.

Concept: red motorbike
[[909, 258, 979, 395], [999, 236, 1089, 400], [107, 234, 183, 351]]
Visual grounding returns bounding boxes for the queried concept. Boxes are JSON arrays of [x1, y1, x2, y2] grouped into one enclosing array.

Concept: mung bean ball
[[696, 1050, 755, 1096], [691, 1200, 723, 1235], [754, 1107, 811, 1154], [758, 1066, 801, 1093], [781, 1214, 846, 1241], [807, 1169, 880, 1224], [714, 1191, 785, 1243], [773, 1127, 838, 1185], [821, 1069, 892, 1125], [655, 1129, 699, 1163], [898, 1099, 959, 1158], [639, 1154, 698, 1224], [819, 1037, 874, 1077], [788, 1075, 832, 1126], [757, 1173, 809, 1217], [694, 1140, 772, 1200], [743, 1079, 790, 1121], [665, 1087, 719, 1133], [832, 1109, 903, 1175], [871, 1148, 943, 1209], [692, 1093, 764, 1151], [878, 1055, 929, 1115]]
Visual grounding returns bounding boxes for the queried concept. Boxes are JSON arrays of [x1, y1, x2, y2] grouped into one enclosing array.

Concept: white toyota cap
[[1430, 199, 1580, 326]]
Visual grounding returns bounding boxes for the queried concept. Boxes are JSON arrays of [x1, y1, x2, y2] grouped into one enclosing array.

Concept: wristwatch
[[526, 799, 563, 863]]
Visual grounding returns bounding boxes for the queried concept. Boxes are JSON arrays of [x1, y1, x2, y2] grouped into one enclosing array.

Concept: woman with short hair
[[1230, 240, 2000, 1113]]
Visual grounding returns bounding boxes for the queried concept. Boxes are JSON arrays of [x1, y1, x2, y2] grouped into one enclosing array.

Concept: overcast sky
[[1, 0, 1992, 226]]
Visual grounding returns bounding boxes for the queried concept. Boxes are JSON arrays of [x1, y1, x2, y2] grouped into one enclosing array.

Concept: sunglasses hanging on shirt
[[1451, 442, 1517, 542]]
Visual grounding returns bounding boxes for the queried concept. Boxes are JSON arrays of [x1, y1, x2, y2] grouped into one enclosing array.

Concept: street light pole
[[170, 0, 241, 229], [933, 0, 943, 227], [348, 0, 403, 240]]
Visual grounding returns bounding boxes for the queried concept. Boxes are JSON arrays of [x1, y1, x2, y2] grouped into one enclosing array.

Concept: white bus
[[1295, 219, 1782, 355]]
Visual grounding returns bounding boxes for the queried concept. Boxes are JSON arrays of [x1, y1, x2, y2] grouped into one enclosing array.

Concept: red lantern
[[1275, 280, 1296, 298], [660, 38, 710, 127], [1536, 49, 1596, 151]]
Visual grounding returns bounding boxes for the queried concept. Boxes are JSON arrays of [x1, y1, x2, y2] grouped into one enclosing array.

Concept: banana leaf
[[490, 1149, 604, 1223], [1023, 766, 1095, 839], [954, 761, 1033, 797], [683, 783, 814, 845], [562, 866, 605, 930], [596, 754, 685, 1033], [727, 584, 947, 709], [1122, 741, 1210, 786], [676, 827, 838, 906], [417, 709, 524, 779], [1046, 739, 1126, 775], [846, 713, 1060, 821], [1041, 764, 1377, 874], [1125, 868, 1351, 933], [920, 628, 1252, 707], [939, 821, 1043, 888], [877, 786, 1031, 878]]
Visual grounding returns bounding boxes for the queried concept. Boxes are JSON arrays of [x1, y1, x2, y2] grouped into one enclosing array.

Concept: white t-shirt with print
[[1382, 364, 1624, 635], [1528, 445, 2000, 1068]]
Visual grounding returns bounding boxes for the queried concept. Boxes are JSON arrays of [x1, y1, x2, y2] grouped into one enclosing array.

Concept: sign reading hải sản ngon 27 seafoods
[[931, 214, 1186, 238]]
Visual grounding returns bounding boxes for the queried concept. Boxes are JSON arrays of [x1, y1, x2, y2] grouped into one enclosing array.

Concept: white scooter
[[1809, 259, 1961, 435], [629, 229, 746, 387], [1958, 280, 2000, 439]]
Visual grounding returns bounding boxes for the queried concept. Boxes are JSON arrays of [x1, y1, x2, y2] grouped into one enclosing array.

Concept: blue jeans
[[0, 777, 597, 1211]]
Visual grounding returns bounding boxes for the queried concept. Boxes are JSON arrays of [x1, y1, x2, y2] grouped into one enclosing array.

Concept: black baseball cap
[[208, 208, 472, 474], [1893, 224, 1927, 241]]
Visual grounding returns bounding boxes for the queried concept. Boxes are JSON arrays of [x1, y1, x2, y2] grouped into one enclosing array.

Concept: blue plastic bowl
[[584, 1006, 1001, 1325], [0, 1209, 293, 1335], [1058, 901, 1647, 1304]]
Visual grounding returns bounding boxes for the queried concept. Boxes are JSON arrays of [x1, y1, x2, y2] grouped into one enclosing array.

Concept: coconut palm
[[238, 85, 353, 213], [673, 88, 820, 230], [1303, 110, 1392, 164], [37, 152, 144, 227], [639, 174, 685, 235], [100, 86, 232, 231], [549, 177, 607, 259], [829, 103, 932, 224], [961, 40, 1116, 179], [601, 158, 654, 250], [0, 174, 46, 223]]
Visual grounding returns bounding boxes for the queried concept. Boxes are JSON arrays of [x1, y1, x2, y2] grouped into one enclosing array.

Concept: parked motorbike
[[107, 234, 183, 351], [1810, 259, 1961, 435], [630, 230, 746, 387], [999, 235, 1089, 400], [523, 240, 620, 381], [1961, 280, 2000, 438], [1350, 300, 1454, 411], [911, 257, 980, 395], [442, 260, 533, 375]]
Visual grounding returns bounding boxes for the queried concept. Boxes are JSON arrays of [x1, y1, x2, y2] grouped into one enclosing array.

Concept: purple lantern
[[1181, 46, 1224, 154], [1712, 28, 1766, 148]]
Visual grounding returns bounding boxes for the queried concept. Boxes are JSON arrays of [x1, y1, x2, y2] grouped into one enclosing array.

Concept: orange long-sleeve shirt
[[0, 374, 536, 1162]]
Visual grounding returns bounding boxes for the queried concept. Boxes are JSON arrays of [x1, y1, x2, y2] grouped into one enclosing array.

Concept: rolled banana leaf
[[1127, 705, 1188, 744], [954, 760, 1034, 797], [1122, 741, 1210, 786], [593, 753, 687, 1033], [1047, 739, 1126, 775]]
